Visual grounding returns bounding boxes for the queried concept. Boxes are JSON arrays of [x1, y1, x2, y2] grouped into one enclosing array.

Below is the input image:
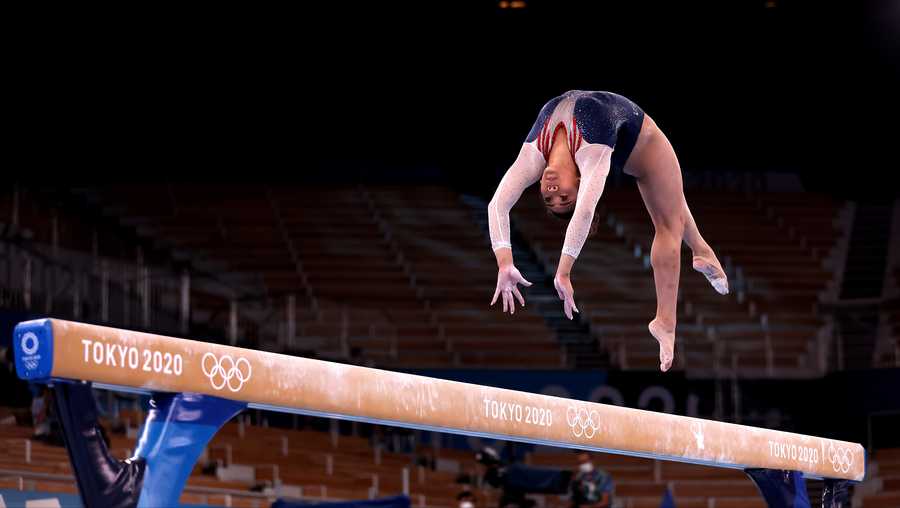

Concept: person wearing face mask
[[475, 446, 570, 508], [570, 452, 613, 508], [457, 490, 477, 508], [488, 90, 729, 372]]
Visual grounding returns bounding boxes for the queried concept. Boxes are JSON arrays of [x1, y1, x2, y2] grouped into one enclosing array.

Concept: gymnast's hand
[[491, 263, 532, 315], [554, 273, 579, 320]]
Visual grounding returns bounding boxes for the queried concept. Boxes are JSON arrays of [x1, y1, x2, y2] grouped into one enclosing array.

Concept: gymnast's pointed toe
[[693, 256, 729, 295], [648, 319, 676, 373]]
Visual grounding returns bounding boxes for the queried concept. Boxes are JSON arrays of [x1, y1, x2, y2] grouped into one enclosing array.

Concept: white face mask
[[578, 462, 594, 473], [460, 502, 475, 508]]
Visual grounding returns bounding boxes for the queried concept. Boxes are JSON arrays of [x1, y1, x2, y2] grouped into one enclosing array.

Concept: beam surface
[[13, 318, 865, 481]]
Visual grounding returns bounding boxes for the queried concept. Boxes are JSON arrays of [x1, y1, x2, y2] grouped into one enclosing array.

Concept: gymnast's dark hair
[[546, 206, 601, 238]]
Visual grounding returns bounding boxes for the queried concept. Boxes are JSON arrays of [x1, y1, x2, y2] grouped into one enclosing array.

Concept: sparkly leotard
[[488, 91, 645, 259]]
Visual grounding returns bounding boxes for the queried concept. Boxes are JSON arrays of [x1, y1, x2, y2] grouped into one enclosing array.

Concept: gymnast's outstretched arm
[[553, 144, 614, 319], [487, 142, 545, 314]]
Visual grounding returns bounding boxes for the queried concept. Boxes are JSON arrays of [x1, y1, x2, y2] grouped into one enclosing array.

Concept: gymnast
[[488, 90, 729, 372]]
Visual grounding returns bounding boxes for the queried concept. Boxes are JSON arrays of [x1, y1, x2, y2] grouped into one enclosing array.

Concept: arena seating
[[512, 183, 849, 376], [1, 408, 820, 508], [857, 448, 900, 508], [362, 185, 563, 368], [875, 210, 900, 367], [876, 291, 900, 368], [0, 183, 883, 507], [512, 189, 732, 373], [527, 451, 766, 508], [0, 183, 857, 374], [27, 185, 564, 369]]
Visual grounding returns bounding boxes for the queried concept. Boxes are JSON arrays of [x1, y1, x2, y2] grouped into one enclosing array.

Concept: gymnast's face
[[540, 165, 579, 214]]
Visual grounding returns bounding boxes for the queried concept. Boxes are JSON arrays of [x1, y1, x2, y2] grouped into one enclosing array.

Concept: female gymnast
[[487, 90, 729, 372]]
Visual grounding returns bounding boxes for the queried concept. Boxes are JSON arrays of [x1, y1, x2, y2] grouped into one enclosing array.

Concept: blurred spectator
[[570, 452, 613, 508], [457, 490, 477, 508], [475, 446, 505, 488], [476, 446, 573, 508]]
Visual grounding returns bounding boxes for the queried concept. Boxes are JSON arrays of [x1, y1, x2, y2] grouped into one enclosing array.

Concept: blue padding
[[0, 490, 84, 508], [134, 392, 246, 508], [13, 318, 54, 381], [272, 495, 411, 508], [745, 469, 811, 508]]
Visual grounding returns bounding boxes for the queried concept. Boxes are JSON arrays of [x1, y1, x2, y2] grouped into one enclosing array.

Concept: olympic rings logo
[[201, 352, 252, 392], [21, 332, 39, 356], [828, 444, 853, 474], [566, 406, 600, 438], [20, 332, 40, 370]]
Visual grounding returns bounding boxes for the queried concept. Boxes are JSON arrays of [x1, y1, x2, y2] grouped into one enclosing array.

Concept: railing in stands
[[0, 468, 282, 507]]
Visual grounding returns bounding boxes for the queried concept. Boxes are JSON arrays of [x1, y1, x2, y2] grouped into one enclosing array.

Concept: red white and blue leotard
[[488, 91, 645, 259]]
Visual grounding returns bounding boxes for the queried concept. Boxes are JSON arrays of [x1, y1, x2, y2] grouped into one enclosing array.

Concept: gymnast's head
[[540, 125, 581, 215], [540, 163, 601, 237], [540, 165, 578, 215]]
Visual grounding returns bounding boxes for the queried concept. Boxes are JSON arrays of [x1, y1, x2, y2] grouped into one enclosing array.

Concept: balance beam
[[13, 318, 864, 481]]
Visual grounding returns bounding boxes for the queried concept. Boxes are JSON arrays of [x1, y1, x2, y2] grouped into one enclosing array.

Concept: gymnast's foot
[[692, 254, 729, 295], [648, 318, 675, 372]]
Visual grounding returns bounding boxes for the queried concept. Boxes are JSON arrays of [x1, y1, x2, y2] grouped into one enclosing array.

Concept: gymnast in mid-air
[[488, 90, 729, 372]]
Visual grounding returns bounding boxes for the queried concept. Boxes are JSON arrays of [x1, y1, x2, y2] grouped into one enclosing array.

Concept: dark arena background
[[2, 1, 899, 508]]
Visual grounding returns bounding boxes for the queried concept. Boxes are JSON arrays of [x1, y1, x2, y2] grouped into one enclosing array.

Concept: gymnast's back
[[525, 90, 645, 172]]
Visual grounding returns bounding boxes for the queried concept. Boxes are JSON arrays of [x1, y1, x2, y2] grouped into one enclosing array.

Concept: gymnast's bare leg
[[624, 115, 729, 371]]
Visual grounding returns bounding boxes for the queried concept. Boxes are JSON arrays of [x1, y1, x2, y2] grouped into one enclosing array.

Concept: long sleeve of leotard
[[488, 143, 546, 252], [560, 144, 614, 260]]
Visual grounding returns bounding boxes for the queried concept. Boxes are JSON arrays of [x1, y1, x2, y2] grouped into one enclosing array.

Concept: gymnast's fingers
[[513, 286, 525, 307], [566, 297, 578, 319], [491, 286, 500, 306], [519, 275, 533, 287]]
